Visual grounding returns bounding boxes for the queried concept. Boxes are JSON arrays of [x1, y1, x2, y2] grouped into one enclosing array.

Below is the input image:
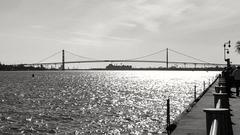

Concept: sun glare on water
[[0, 71, 219, 134]]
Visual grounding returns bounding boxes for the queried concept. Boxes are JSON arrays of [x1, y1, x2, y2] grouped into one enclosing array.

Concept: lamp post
[[224, 40, 231, 67], [224, 40, 231, 61], [223, 41, 232, 97]]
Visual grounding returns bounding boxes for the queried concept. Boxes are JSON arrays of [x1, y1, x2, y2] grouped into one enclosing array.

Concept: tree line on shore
[[0, 63, 46, 71]]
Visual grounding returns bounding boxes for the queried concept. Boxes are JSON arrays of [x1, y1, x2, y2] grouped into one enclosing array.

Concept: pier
[[171, 73, 240, 135]]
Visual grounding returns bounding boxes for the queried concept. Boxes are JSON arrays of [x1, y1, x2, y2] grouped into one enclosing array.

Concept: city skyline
[[0, 0, 240, 66]]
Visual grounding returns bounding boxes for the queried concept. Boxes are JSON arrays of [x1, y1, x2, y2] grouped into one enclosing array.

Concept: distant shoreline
[[0, 68, 223, 71]]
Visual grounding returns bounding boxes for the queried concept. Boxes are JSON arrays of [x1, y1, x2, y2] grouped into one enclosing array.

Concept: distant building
[[106, 64, 132, 70]]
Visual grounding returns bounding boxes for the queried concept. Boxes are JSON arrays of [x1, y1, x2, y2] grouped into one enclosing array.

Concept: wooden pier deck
[[171, 79, 240, 135]]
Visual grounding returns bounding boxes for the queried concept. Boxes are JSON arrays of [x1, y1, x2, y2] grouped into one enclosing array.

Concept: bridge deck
[[171, 79, 240, 135], [23, 60, 227, 66]]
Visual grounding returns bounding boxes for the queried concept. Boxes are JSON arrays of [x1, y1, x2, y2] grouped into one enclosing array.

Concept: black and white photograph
[[0, 0, 240, 134]]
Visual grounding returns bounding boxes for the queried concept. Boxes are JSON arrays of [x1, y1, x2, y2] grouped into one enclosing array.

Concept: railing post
[[218, 75, 231, 96], [213, 93, 229, 108], [194, 85, 197, 100], [203, 108, 230, 135], [203, 81, 206, 90], [166, 98, 170, 135], [62, 49, 65, 70], [218, 78, 226, 86], [219, 81, 227, 86], [215, 86, 227, 93]]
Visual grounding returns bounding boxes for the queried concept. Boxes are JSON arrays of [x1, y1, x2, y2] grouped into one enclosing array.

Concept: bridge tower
[[62, 50, 65, 70], [166, 48, 169, 69]]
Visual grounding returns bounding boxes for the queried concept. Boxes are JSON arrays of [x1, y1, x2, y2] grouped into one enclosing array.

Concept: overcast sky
[[0, 0, 240, 66]]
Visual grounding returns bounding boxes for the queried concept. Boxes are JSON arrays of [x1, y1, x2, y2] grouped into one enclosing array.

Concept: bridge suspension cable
[[65, 50, 97, 60], [168, 48, 210, 64], [26, 48, 225, 68], [126, 48, 166, 60], [37, 50, 62, 63]]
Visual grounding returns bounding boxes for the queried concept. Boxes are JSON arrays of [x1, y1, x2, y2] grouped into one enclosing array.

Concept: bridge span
[[20, 49, 240, 70], [23, 59, 227, 67]]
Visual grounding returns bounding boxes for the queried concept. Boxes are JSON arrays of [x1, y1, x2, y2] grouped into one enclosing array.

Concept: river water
[[0, 71, 219, 135]]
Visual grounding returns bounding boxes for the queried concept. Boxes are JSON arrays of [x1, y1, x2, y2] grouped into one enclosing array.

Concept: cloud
[[102, 0, 240, 34], [30, 24, 45, 29], [1, 0, 240, 64], [72, 32, 141, 42]]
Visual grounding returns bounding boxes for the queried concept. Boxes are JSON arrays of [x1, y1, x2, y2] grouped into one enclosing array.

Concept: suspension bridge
[[21, 48, 235, 70]]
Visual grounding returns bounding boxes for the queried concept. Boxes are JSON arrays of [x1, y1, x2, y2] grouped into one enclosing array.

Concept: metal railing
[[203, 75, 231, 135], [209, 97, 221, 135]]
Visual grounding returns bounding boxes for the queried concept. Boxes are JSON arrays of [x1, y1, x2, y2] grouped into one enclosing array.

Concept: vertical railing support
[[167, 98, 170, 135], [218, 77, 226, 86], [219, 81, 227, 86], [62, 49, 65, 70], [194, 85, 197, 101], [203, 81, 206, 90], [203, 108, 230, 135], [215, 86, 227, 93], [213, 93, 228, 108]]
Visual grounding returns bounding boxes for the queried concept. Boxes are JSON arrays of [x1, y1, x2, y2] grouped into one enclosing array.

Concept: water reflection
[[0, 71, 219, 134]]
